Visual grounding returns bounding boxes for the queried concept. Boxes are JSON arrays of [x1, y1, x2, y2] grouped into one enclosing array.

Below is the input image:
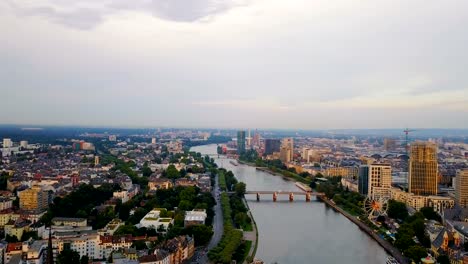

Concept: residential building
[[157, 235, 194, 264], [237, 131, 246, 155], [18, 186, 49, 212], [0, 198, 13, 211], [139, 250, 171, 264], [455, 169, 468, 207], [368, 164, 392, 199], [409, 141, 438, 196], [148, 178, 173, 191]]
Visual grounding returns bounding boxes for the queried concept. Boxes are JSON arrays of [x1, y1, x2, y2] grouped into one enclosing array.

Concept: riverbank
[[242, 198, 259, 264], [320, 197, 408, 264]]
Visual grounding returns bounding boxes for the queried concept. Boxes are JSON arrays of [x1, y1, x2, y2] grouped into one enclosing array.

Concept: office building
[[95, 156, 100, 166], [280, 138, 294, 162], [237, 131, 246, 154], [264, 139, 280, 155], [19, 186, 49, 211], [3, 138, 12, 148], [456, 169, 468, 207], [383, 138, 397, 151], [279, 147, 291, 163], [151, 138, 157, 144], [408, 141, 438, 196], [358, 166, 369, 195]]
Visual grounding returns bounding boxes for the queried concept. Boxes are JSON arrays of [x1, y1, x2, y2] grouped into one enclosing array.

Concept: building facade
[[237, 131, 246, 155], [18, 186, 49, 212], [409, 141, 438, 196], [264, 139, 280, 156], [456, 169, 468, 207]]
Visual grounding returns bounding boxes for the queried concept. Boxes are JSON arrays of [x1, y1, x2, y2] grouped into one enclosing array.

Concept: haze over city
[[1, 0, 468, 129]]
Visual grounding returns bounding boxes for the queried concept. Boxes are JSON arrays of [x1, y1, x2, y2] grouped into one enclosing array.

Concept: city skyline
[[2, 0, 468, 129]]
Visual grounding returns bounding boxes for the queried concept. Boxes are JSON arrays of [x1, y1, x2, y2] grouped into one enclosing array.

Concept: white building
[[3, 138, 12, 148], [139, 209, 173, 232], [184, 209, 207, 227], [20, 141, 28, 148]]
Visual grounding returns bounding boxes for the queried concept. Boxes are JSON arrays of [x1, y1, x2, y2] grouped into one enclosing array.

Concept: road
[[192, 174, 223, 264]]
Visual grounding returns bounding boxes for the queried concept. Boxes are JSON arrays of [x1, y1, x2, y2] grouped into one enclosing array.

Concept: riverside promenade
[[320, 197, 408, 264], [242, 198, 258, 264]]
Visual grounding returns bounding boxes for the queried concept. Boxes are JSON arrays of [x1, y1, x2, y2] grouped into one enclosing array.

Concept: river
[[191, 144, 389, 264]]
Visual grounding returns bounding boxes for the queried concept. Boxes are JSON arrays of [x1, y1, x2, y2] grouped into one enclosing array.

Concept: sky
[[1, 0, 468, 129]]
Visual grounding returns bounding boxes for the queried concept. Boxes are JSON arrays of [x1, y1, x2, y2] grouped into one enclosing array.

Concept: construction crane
[[403, 128, 416, 154]]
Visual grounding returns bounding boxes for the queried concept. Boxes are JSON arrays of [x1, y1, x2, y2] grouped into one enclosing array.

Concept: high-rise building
[[151, 138, 157, 144], [237, 131, 246, 154], [20, 140, 28, 148], [281, 138, 294, 161], [368, 164, 392, 199], [95, 156, 100, 166], [455, 169, 468, 207], [408, 141, 438, 196], [19, 186, 49, 211], [264, 139, 280, 155], [383, 138, 396, 151], [358, 165, 369, 195], [279, 147, 291, 163], [2, 138, 12, 148]]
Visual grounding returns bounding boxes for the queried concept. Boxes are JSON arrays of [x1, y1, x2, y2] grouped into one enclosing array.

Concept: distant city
[[0, 125, 467, 264]]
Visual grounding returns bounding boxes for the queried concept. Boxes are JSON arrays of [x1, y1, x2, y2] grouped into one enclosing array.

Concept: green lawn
[[242, 222, 253, 232]]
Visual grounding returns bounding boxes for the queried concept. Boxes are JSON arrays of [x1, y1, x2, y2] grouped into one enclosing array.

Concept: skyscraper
[[264, 139, 280, 155], [281, 138, 294, 161], [455, 169, 468, 207], [237, 130, 246, 154], [408, 141, 438, 196]]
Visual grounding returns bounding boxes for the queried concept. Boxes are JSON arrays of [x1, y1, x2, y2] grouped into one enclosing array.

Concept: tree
[[80, 255, 89, 264], [132, 240, 147, 250], [394, 234, 415, 251], [234, 182, 246, 197], [178, 200, 193, 211], [141, 166, 152, 177], [387, 200, 408, 220], [57, 249, 80, 264], [437, 255, 450, 264], [165, 165, 180, 179], [183, 224, 213, 246], [403, 245, 427, 262], [420, 207, 441, 222]]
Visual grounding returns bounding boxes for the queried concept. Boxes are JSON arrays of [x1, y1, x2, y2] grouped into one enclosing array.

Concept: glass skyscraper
[[237, 130, 246, 154]]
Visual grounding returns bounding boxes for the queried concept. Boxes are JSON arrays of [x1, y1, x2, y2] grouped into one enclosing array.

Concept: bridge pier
[[306, 192, 311, 202], [289, 193, 294, 202], [273, 192, 277, 202], [256, 193, 260, 202]]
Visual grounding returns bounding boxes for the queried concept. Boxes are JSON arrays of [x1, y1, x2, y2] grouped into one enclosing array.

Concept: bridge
[[244, 191, 325, 202]]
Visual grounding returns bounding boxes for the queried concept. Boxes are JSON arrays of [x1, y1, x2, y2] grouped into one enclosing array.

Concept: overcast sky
[[1, 0, 467, 129]]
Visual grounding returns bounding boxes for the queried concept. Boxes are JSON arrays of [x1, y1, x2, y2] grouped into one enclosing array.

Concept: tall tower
[[237, 131, 246, 155], [281, 138, 294, 162], [455, 169, 468, 207], [408, 141, 438, 195]]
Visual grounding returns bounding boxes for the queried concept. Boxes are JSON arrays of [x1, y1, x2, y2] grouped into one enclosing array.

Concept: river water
[[191, 144, 389, 264]]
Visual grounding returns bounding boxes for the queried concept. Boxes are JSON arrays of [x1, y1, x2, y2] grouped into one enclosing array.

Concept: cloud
[[5, 0, 248, 29]]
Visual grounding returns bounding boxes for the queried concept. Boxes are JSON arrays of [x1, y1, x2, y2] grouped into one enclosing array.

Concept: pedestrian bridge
[[244, 191, 325, 202]]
